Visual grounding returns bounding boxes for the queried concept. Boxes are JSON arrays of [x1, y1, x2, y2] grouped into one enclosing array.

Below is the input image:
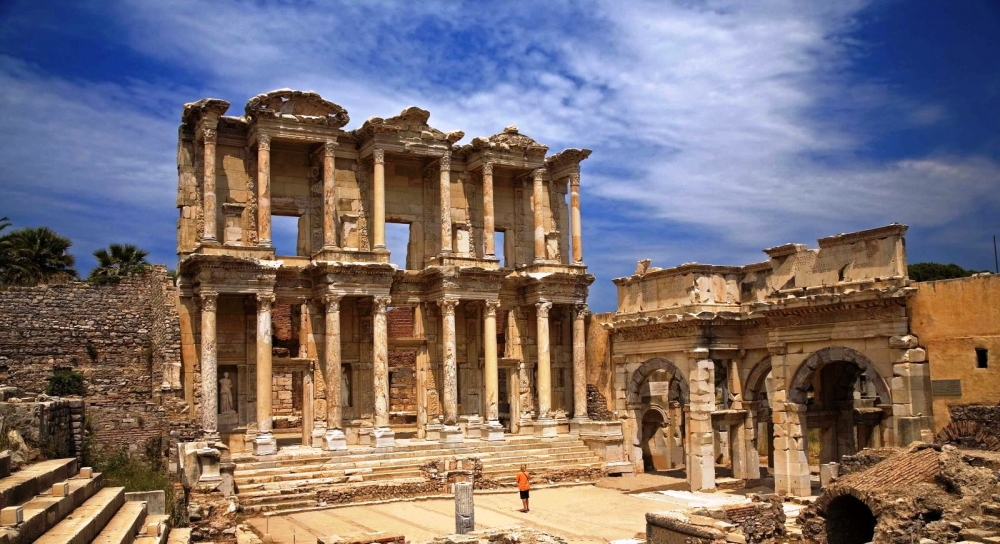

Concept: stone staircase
[[232, 434, 607, 514], [957, 489, 1000, 543], [0, 455, 183, 544]]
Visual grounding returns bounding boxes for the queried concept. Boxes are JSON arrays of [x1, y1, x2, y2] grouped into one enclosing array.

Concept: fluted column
[[570, 173, 583, 264], [373, 295, 391, 427], [373, 149, 386, 250], [201, 128, 219, 244], [484, 300, 501, 422], [256, 133, 272, 248], [323, 141, 339, 249], [254, 292, 276, 455], [440, 153, 453, 254], [572, 303, 589, 420], [200, 291, 219, 441], [482, 161, 495, 258], [535, 301, 553, 418], [322, 295, 346, 450], [439, 296, 460, 425], [532, 169, 545, 263]]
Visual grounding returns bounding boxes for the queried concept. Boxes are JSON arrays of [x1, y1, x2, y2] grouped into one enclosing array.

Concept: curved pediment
[[356, 106, 464, 144], [244, 89, 350, 128], [470, 126, 548, 153]]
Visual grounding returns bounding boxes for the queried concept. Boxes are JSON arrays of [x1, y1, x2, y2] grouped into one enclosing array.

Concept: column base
[[254, 432, 277, 456], [459, 415, 483, 439], [324, 428, 348, 451], [373, 427, 395, 449], [569, 416, 591, 433], [202, 430, 221, 444], [425, 422, 443, 441], [485, 421, 505, 441], [195, 446, 222, 483], [441, 425, 464, 444], [311, 423, 327, 449], [533, 418, 558, 438]]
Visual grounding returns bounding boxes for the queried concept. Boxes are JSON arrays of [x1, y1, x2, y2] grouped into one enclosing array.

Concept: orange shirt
[[516, 471, 530, 491]]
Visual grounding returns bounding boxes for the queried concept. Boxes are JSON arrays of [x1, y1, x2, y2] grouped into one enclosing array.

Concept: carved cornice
[[469, 126, 548, 154], [244, 89, 350, 128], [545, 148, 592, 172], [181, 98, 230, 126], [354, 106, 463, 144], [817, 223, 908, 248], [612, 322, 702, 343]]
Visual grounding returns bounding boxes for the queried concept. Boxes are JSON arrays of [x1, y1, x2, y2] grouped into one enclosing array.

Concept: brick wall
[[387, 307, 414, 338]]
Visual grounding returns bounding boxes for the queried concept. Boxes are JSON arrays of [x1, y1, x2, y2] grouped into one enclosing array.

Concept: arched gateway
[[627, 358, 689, 474]]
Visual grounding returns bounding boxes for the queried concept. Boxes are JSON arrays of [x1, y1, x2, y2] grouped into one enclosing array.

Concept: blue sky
[[0, 1, 998, 312]]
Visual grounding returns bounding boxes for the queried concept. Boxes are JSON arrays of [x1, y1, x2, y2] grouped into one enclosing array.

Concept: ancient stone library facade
[[175, 90, 595, 454]]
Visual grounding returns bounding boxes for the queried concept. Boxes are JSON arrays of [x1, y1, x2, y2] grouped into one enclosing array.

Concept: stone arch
[[823, 492, 878, 544], [626, 357, 689, 408], [744, 356, 772, 403], [788, 347, 890, 406], [935, 420, 1000, 451]]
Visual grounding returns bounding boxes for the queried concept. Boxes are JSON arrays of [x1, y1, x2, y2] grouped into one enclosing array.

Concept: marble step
[[165, 528, 192, 544], [133, 514, 171, 544], [93, 500, 148, 544], [0, 458, 78, 510], [0, 472, 105, 544], [35, 486, 125, 544]]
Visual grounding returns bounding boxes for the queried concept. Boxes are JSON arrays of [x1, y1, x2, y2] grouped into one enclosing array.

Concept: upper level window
[[976, 348, 988, 369]]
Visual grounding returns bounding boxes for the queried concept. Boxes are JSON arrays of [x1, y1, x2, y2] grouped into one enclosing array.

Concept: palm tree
[[89, 243, 150, 282], [0, 226, 77, 286]]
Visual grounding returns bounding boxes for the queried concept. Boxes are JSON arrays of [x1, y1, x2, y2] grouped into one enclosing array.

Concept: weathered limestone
[[323, 141, 339, 249], [454, 481, 475, 534], [440, 153, 452, 254], [569, 173, 583, 264], [572, 303, 589, 421], [440, 297, 460, 428], [373, 149, 386, 250], [199, 291, 219, 442], [373, 295, 393, 447], [535, 301, 556, 438], [256, 133, 272, 247], [532, 169, 546, 263], [686, 349, 715, 491], [201, 127, 219, 244], [482, 162, 495, 258], [323, 294, 347, 450], [484, 300, 503, 440], [254, 292, 276, 455]]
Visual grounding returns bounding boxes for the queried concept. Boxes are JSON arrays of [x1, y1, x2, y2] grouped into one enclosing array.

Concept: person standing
[[516, 464, 530, 512]]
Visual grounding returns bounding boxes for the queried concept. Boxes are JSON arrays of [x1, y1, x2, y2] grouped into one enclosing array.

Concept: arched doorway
[[789, 347, 890, 469], [825, 494, 877, 544], [745, 357, 774, 474], [627, 358, 689, 474]]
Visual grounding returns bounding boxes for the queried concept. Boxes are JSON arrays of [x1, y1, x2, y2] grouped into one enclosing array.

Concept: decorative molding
[[574, 303, 590, 320]]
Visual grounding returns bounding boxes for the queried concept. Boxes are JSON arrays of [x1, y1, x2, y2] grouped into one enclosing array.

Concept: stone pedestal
[[325, 428, 348, 451], [441, 425, 464, 444], [820, 462, 839, 488], [196, 446, 222, 482], [459, 415, 483, 439], [485, 421, 505, 442], [425, 422, 443, 441], [534, 417, 558, 438], [373, 426, 395, 449], [253, 433, 277, 456], [312, 422, 327, 449]]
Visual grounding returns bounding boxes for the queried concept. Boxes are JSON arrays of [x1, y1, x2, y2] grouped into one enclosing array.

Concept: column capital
[[767, 341, 787, 356], [440, 152, 451, 171], [373, 148, 385, 164], [199, 290, 218, 311], [256, 292, 275, 311], [485, 299, 501, 316], [373, 295, 392, 314], [569, 172, 581, 187], [573, 303, 590, 320], [202, 128, 217, 145], [257, 132, 271, 151], [482, 161, 493, 175], [536, 300, 552, 318], [532, 168, 545, 181], [322, 293, 343, 312], [438, 296, 460, 315], [324, 140, 338, 157]]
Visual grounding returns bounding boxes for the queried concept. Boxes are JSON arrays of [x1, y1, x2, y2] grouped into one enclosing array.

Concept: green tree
[[0, 226, 77, 286], [89, 243, 150, 283], [908, 262, 987, 282]]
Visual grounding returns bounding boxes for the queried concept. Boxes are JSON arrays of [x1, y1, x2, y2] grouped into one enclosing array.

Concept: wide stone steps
[[35, 486, 125, 544], [0, 458, 78, 509], [93, 500, 147, 544], [2, 472, 105, 544], [234, 435, 605, 514]]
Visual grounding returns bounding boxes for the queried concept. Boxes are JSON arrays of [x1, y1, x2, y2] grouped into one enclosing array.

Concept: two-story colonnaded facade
[[173, 90, 594, 456], [605, 225, 936, 496]]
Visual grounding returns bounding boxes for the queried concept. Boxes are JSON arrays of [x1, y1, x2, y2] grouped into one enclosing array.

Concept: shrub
[[46, 368, 86, 396]]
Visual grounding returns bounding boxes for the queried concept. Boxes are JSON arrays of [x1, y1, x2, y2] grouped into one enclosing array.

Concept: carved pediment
[[545, 148, 592, 171], [356, 106, 464, 144], [182, 98, 230, 125], [469, 126, 548, 154], [244, 89, 350, 128]]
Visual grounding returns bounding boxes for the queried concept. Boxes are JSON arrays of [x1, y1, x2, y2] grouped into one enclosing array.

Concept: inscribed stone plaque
[[931, 379, 962, 396], [648, 381, 672, 397]]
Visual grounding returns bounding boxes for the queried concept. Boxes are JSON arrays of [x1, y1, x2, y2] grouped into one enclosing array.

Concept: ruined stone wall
[[908, 274, 1000, 432], [0, 267, 184, 456], [586, 312, 614, 417], [0, 397, 85, 463]]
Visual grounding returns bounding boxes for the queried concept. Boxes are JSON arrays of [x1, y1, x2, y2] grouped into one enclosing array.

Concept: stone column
[[569, 173, 583, 264], [254, 292, 277, 455], [572, 303, 589, 422], [201, 128, 219, 244], [440, 153, 453, 254], [439, 297, 460, 427], [768, 343, 810, 497], [482, 161, 495, 258], [532, 169, 546, 263], [200, 291, 219, 441], [322, 294, 347, 450], [372, 295, 394, 447], [323, 141, 339, 249], [302, 364, 314, 447], [484, 300, 503, 440], [298, 300, 310, 358], [535, 301, 556, 437], [256, 133, 272, 248], [686, 348, 716, 491], [373, 149, 386, 250]]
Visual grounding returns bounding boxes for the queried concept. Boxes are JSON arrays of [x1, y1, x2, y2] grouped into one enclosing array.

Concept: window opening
[[976, 348, 988, 369], [385, 222, 411, 269], [495, 230, 507, 267], [271, 215, 301, 256]]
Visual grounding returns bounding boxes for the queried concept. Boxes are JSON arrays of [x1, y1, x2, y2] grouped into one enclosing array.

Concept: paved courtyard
[[248, 478, 706, 544]]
